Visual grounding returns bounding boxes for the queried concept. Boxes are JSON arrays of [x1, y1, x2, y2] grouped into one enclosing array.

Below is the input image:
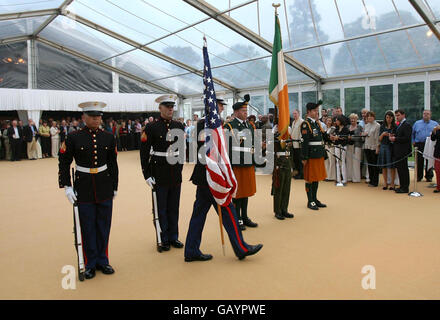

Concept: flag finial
[[272, 3, 280, 15]]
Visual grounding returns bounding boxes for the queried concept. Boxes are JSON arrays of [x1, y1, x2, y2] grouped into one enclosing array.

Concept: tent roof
[[1, 0, 440, 98]]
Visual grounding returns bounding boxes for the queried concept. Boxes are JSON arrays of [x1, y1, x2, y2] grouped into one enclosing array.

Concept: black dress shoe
[[185, 253, 213, 262], [158, 243, 170, 252], [243, 218, 258, 228], [275, 212, 285, 220], [238, 219, 246, 230], [84, 268, 96, 279], [238, 244, 263, 260], [282, 211, 294, 218], [315, 200, 327, 208], [170, 240, 184, 248], [434, 189, 440, 193], [307, 202, 319, 210], [395, 188, 409, 194], [96, 264, 115, 275]]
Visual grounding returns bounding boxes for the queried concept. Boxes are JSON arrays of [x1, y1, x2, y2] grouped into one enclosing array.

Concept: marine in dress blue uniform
[[140, 95, 185, 252], [59, 101, 118, 279], [184, 96, 263, 261]]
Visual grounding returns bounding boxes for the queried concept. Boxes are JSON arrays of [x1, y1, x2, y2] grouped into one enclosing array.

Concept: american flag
[[203, 38, 237, 206]]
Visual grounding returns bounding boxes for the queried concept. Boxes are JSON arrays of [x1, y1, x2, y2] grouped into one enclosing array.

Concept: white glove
[[64, 186, 77, 204], [113, 191, 117, 199], [146, 177, 156, 188]]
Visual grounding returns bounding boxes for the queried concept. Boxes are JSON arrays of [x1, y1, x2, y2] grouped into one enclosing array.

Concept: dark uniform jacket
[[140, 117, 184, 186], [190, 119, 209, 186], [224, 118, 255, 167], [58, 127, 119, 204], [301, 118, 330, 160], [392, 119, 412, 160]]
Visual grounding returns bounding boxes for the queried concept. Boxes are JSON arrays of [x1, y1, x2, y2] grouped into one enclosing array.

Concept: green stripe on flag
[[269, 14, 282, 104]]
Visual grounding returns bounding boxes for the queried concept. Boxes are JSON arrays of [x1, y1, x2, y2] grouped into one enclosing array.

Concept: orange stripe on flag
[[278, 85, 290, 140]]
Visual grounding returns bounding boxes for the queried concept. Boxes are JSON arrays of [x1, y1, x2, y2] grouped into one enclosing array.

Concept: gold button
[[94, 150, 97, 154], [93, 134, 96, 138], [94, 156, 98, 160], [93, 140, 96, 143], [94, 145, 97, 148], [94, 162, 98, 165]]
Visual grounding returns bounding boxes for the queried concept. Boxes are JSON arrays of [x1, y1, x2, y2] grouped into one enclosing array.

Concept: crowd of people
[[285, 107, 440, 194], [0, 116, 158, 161], [1, 106, 439, 194]]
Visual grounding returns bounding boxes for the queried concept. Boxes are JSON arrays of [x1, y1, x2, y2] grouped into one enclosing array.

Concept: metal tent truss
[[1, 0, 440, 99]]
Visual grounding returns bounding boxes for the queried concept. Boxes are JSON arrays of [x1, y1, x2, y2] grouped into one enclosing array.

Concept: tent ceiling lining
[[1, 0, 440, 97], [37, 36, 181, 96]]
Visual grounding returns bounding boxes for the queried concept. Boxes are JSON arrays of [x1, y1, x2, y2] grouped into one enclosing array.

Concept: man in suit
[[390, 109, 413, 194], [59, 120, 69, 143], [7, 120, 23, 161], [23, 119, 39, 160]]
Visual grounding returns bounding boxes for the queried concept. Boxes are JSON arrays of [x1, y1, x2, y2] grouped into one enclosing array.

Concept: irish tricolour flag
[[269, 13, 290, 140]]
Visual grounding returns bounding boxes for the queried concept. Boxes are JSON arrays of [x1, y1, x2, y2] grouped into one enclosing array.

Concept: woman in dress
[[377, 111, 397, 190], [332, 116, 350, 186], [39, 120, 51, 158], [119, 121, 128, 151], [346, 114, 364, 183], [324, 117, 336, 181], [50, 121, 60, 158]]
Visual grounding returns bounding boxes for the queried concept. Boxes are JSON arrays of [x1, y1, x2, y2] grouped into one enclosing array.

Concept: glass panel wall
[[344, 87, 365, 117], [431, 80, 440, 122], [322, 89, 340, 113], [302, 91, 318, 117], [0, 42, 28, 89], [370, 84, 393, 121], [288, 92, 299, 114], [398, 82, 424, 123]]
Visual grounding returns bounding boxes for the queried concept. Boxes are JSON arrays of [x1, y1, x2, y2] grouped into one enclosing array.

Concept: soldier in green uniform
[[224, 95, 258, 230], [272, 119, 294, 220], [301, 102, 331, 210]]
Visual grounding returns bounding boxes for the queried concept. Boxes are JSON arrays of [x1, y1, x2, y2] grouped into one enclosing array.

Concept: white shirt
[[13, 127, 19, 139], [364, 121, 380, 150], [291, 118, 304, 148]]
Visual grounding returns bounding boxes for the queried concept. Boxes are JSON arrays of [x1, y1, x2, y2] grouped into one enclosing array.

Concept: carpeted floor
[[0, 150, 439, 299]]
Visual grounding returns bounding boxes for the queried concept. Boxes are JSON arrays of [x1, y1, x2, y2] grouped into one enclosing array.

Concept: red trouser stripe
[[81, 232, 88, 266], [225, 206, 248, 253]]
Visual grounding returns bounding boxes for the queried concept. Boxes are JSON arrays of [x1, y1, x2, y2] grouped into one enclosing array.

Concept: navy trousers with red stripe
[[78, 200, 112, 269], [185, 186, 250, 258]]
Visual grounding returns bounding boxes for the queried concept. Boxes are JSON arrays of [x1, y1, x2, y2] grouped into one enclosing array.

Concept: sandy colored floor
[[0, 150, 439, 300]]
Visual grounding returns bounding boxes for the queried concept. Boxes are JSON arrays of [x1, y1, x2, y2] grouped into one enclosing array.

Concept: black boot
[[312, 182, 326, 208], [306, 183, 318, 210], [233, 198, 246, 230], [241, 198, 257, 227]]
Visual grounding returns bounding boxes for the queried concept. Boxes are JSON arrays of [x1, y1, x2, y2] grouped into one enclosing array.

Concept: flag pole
[[217, 204, 226, 256], [272, 3, 280, 15]]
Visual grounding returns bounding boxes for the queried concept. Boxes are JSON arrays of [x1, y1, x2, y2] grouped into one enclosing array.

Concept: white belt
[[276, 152, 290, 156], [232, 146, 254, 153], [309, 141, 324, 146], [151, 150, 180, 157], [76, 164, 107, 174]]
